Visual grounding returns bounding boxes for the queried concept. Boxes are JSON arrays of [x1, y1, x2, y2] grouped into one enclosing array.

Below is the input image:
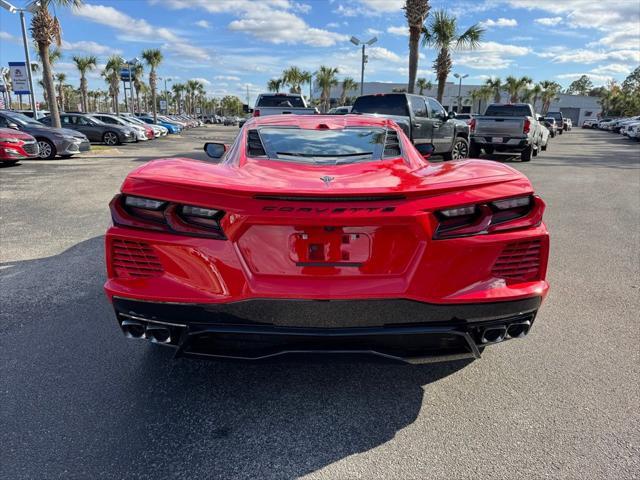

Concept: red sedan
[[104, 114, 549, 363], [0, 127, 39, 165]]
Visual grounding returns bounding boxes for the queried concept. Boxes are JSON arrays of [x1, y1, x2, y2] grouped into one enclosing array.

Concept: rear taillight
[[523, 118, 531, 134], [111, 194, 226, 239], [433, 195, 544, 239], [253, 109, 260, 117], [469, 118, 476, 132]]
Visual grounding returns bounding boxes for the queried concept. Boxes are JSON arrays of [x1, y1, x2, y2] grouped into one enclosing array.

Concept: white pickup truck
[[253, 93, 317, 117], [470, 103, 544, 161]]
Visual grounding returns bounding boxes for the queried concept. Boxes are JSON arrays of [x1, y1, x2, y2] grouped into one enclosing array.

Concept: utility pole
[[350, 36, 377, 96], [454, 73, 468, 113]]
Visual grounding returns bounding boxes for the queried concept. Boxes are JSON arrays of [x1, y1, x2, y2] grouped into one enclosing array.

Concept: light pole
[[350, 35, 377, 96], [1, 0, 39, 115], [453, 73, 468, 113], [126, 57, 139, 114], [159, 77, 171, 113]]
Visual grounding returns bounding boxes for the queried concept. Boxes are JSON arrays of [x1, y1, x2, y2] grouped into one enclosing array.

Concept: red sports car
[[0, 127, 39, 164], [104, 114, 549, 363]]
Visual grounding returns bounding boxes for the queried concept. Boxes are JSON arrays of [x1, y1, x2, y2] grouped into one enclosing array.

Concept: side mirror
[[447, 111, 457, 119], [415, 143, 435, 159], [7, 122, 19, 130], [204, 142, 227, 160]]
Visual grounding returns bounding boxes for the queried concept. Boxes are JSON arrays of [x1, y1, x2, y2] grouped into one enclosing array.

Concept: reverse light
[[440, 205, 476, 217], [124, 195, 165, 210], [492, 196, 530, 210], [181, 205, 219, 218]]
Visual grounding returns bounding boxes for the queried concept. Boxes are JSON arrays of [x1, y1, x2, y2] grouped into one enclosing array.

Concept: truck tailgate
[[475, 117, 524, 136]]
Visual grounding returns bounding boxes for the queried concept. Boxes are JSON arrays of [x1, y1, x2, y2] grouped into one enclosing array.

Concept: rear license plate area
[[289, 228, 370, 266], [492, 137, 503, 143]]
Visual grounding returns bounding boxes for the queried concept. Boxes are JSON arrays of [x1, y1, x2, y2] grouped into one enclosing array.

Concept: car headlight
[[0, 137, 20, 143]]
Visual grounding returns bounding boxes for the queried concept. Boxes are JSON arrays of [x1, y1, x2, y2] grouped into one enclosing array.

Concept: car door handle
[[412, 122, 421, 128]]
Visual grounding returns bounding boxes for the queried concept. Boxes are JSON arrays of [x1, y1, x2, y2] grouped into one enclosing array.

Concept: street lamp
[[453, 73, 469, 113], [1, 0, 40, 115], [350, 35, 377, 96], [159, 77, 172, 113], [126, 57, 139, 114]]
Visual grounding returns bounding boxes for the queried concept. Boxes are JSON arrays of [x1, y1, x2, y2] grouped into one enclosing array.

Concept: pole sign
[[159, 100, 167, 112], [9, 62, 30, 94], [120, 68, 131, 82]]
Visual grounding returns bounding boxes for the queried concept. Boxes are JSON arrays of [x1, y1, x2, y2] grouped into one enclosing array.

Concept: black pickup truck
[[351, 93, 470, 160]]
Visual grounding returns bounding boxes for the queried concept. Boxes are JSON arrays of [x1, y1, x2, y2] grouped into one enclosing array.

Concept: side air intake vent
[[383, 130, 401, 157], [247, 129, 266, 157]]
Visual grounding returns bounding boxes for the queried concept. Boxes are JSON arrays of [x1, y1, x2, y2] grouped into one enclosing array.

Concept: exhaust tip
[[507, 321, 531, 339], [481, 326, 507, 344], [121, 320, 146, 339], [146, 325, 172, 344]]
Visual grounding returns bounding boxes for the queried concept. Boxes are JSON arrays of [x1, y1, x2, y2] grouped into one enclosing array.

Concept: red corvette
[[104, 114, 549, 363]]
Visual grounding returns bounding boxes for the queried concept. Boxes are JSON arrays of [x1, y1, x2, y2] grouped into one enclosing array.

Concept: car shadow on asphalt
[[0, 236, 472, 479]]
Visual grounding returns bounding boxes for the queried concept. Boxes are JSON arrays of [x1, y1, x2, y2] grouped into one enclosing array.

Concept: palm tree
[[422, 10, 484, 103], [2, 69, 13, 109], [539, 80, 561, 114], [301, 70, 313, 100], [54, 72, 66, 111], [72, 55, 96, 113], [530, 84, 543, 112], [267, 78, 283, 93], [282, 66, 306, 94], [315, 66, 339, 113], [172, 83, 185, 114], [484, 77, 502, 103], [130, 63, 144, 114], [186, 79, 202, 115], [141, 48, 163, 122], [404, 0, 430, 93], [339, 77, 358, 106], [103, 55, 123, 114], [504, 75, 532, 103], [416, 78, 433, 95], [29, 0, 82, 128]]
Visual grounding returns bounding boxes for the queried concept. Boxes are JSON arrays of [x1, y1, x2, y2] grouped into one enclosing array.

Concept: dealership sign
[[9, 62, 30, 95]]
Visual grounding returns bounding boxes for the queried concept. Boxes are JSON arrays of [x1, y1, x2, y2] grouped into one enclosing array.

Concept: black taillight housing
[[110, 194, 226, 239], [433, 195, 544, 239]]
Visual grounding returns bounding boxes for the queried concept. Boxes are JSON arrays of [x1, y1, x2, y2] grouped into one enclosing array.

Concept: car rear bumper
[[111, 295, 542, 363], [471, 135, 531, 151]]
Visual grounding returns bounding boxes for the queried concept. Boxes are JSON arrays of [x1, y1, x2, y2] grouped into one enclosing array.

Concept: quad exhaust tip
[[506, 320, 531, 339], [481, 326, 507, 344], [120, 319, 172, 344], [145, 325, 172, 344], [121, 320, 146, 339]]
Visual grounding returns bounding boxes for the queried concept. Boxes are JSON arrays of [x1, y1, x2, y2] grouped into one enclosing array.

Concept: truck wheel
[[533, 144, 539, 157], [558, 129, 563, 135], [443, 137, 469, 160], [541, 142, 548, 152], [521, 145, 532, 162]]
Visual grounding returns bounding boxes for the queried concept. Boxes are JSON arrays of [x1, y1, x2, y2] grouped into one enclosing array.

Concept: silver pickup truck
[[253, 93, 317, 117], [470, 103, 544, 161]]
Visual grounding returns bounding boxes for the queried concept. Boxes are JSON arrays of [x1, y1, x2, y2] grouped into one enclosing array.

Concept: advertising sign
[[9, 62, 30, 95], [159, 100, 167, 112]]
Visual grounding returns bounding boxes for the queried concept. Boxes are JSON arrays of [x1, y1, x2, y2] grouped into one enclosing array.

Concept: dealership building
[[316, 81, 602, 126]]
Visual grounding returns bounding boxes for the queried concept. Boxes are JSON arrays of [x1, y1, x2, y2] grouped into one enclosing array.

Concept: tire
[[443, 136, 469, 160], [469, 142, 482, 157], [103, 131, 120, 146], [532, 144, 539, 157], [36, 138, 56, 159], [541, 142, 547, 151], [521, 145, 532, 162], [483, 146, 494, 155], [558, 129, 563, 135]]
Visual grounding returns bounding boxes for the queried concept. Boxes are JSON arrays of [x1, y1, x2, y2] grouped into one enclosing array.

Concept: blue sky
[[1, 0, 638, 102]]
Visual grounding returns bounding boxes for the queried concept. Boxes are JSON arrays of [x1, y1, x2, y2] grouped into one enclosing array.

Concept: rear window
[[352, 95, 409, 116], [547, 112, 563, 120], [252, 127, 388, 164], [256, 95, 306, 108], [484, 105, 533, 117]]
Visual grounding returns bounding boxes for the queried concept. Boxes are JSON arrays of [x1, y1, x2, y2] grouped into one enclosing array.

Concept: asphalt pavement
[[1, 126, 638, 479]]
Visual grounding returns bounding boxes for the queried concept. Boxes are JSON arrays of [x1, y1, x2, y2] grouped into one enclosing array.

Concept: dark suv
[[40, 113, 136, 145]]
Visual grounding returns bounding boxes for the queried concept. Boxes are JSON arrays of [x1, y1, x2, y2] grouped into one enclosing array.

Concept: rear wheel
[[558, 129, 563, 135], [469, 142, 482, 158], [521, 145, 532, 162], [541, 142, 548, 151], [532, 143, 539, 157], [103, 131, 120, 146], [37, 138, 56, 159], [443, 136, 469, 160]]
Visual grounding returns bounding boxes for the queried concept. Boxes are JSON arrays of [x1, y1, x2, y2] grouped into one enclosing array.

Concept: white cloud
[[74, 4, 210, 61], [333, 0, 403, 17], [540, 48, 640, 64], [454, 41, 530, 70], [590, 64, 633, 75], [557, 72, 613, 84], [326, 22, 340, 28], [481, 18, 518, 28], [214, 75, 241, 81], [195, 20, 211, 29], [0, 31, 21, 44], [228, 10, 348, 47], [60, 40, 120, 56], [387, 25, 408, 36], [367, 28, 382, 35], [191, 77, 212, 86], [534, 17, 563, 26]]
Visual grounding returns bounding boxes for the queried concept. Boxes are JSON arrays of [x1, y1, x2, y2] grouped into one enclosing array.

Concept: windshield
[[547, 112, 562, 120], [3, 111, 42, 126], [257, 95, 306, 108], [484, 105, 532, 117], [255, 127, 387, 164], [351, 95, 409, 117]]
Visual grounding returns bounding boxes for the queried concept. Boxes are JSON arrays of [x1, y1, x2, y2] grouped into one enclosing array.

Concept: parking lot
[[1, 127, 638, 479]]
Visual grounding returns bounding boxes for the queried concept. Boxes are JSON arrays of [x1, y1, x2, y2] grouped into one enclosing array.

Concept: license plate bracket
[[289, 229, 370, 266]]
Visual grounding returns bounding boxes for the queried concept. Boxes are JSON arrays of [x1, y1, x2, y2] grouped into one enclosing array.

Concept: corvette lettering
[[262, 206, 396, 213]]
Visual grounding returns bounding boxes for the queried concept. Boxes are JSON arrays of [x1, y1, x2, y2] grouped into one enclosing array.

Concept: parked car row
[[595, 116, 640, 141], [0, 109, 206, 161]]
